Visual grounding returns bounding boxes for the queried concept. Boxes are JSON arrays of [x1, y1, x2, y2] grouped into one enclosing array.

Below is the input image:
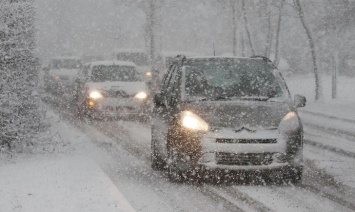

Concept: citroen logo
[[235, 127, 256, 133]]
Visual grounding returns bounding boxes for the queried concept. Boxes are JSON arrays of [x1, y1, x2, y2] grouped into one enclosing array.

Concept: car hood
[[181, 100, 292, 129], [49, 68, 79, 77], [86, 81, 148, 95]]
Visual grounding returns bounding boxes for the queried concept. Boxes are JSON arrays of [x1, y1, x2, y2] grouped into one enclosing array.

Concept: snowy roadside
[[285, 74, 355, 121], [0, 110, 135, 212]]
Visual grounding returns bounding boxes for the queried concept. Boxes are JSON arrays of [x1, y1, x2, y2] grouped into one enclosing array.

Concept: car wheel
[[151, 131, 165, 170], [283, 166, 303, 185], [167, 146, 186, 183]]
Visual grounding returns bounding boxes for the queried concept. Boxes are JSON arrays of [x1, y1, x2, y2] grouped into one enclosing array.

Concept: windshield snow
[[91, 65, 140, 82], [50, 59, 82, 69], [184, 59, 285, 100]]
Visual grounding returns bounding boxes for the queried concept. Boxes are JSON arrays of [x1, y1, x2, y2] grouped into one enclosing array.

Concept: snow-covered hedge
[[0, 0, 46, 151]]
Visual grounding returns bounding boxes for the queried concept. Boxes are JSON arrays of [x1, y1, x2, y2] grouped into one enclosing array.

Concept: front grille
[[103, 90, 130, 98], [216, 152, 273, 165], [216, 138, 277, 144], [103, 106, 135, 111], [116, 106, 135, 111]]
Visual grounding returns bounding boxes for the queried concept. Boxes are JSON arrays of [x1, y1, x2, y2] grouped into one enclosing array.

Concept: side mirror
[[153, 93, 165, 107], [294, 94, 306, 108]]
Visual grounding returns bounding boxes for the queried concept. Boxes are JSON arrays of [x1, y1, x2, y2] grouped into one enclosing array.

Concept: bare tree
[[264, 5, 273, 58], [294, 0, 322, 101], [231, 0, 237, 56], [241, 0, 255, 55], [273, 0, 286, 67], [112, 0, 161, 65]]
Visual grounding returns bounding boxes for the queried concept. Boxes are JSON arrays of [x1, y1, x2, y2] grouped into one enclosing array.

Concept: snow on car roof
[[51, 56, 81, 60], [186, 56, 257, 60], [89, 60, 136, 67], [113, 48, 147, 53], [160, 51, 199, 57]]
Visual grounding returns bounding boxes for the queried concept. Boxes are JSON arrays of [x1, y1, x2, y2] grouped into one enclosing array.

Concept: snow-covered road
[[14, 91, 355, 211], [68, 110, 355, 211]]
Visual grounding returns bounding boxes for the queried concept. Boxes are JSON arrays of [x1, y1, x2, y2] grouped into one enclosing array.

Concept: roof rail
[[250, 55, 277, 69]]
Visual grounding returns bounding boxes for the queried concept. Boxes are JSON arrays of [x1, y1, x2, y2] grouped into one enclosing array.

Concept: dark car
[[44, 57, 82, 99], [151, 55, 306, 183]]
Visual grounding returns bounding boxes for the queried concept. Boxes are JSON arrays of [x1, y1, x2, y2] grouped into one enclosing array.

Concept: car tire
[[283, 166, 303, 185], [167, 147, 186, 183], [151, 132, 165, 170]]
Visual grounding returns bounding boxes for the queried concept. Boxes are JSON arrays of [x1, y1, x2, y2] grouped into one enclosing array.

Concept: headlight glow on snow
[[89, 91, 103, 99], [181, 111, 209, 132], [135, 92, 148, 99]]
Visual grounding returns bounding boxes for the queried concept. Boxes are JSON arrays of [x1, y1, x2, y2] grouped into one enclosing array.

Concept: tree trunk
[[231, 0, 237, 56], [241, 0, 255, 56], [274, 0, 286, 67], [264, 10, 272, 58], [294, 0, 322, 101], [148, 0, 156, 65]]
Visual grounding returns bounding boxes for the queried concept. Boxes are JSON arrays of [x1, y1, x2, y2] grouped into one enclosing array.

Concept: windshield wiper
[[186, 96, 279, 102], [184, 96, 231, 102]]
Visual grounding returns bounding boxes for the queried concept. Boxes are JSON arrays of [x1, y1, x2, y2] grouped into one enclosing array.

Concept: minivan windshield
[[91, 65, 140, 82], [184, 59, 286, 100], [51, 59, 82, 69]]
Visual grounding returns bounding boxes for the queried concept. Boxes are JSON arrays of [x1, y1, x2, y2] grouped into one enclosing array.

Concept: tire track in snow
[[44, 96, 355, 212], [301, 159, 355, 211]]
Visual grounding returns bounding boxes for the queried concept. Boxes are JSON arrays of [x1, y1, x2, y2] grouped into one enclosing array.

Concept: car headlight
[[145, 71, 152, 76], [135, 92, 147, 99], [89, 91, 103, 99], [181, 111, 209, 132], [279, 111, 300, 133]]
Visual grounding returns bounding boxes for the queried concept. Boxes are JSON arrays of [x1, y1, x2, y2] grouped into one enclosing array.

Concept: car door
[[152, 63, 179, 159]]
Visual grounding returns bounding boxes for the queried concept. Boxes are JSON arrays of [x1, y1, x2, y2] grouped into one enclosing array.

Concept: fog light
[[88, 101, 95, 106], [274, 153, 287, 163]]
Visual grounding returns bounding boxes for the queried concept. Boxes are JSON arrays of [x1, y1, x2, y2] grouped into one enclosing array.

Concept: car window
[[184, 59, 286, 100], [79, 65, 89, 79], [91, 65, 140, 82], [50, 59, 82, 69]]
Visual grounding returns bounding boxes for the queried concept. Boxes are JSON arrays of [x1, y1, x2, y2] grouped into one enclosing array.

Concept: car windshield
[[91, 65, 140, 82], [51, 59, 82, 69], [184, 59, 286, 100]]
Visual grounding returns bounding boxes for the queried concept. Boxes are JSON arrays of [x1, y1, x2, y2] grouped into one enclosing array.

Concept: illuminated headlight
[[145, 71, 152, 76], [181, 111, 209, 132], [279, 111, 300, 133], [135, 92, 147, 99], [89, 91, 103, 99]]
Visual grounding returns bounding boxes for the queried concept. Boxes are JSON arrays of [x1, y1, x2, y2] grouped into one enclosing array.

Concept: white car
[[44, 57, 82, 98], [75, 61, 150, 119]]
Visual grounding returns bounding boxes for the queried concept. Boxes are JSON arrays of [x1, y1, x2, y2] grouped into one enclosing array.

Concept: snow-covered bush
[[0, 0, 46, 151]]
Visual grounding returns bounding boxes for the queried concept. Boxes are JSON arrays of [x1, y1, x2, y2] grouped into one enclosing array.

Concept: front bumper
[[175, 127, 303, 171], [86, 97, 150, 117]]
